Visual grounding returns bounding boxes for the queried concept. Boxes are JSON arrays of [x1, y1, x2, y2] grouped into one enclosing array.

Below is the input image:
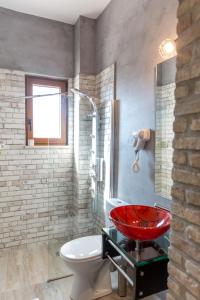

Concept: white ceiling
[[0, 0, 111, 24]]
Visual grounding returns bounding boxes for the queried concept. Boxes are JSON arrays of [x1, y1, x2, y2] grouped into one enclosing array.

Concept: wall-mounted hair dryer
[[133, 129, 151, 151], [132, 129, 151, 172]]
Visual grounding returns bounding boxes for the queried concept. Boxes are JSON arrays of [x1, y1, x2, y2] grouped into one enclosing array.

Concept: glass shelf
[[102, 227, 169, 267]]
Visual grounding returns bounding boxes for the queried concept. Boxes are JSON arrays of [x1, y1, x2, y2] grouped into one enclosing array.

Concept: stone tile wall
[[0, 69, 74, 248], [155, 83, 175, 199], [167, 0, 200, 299], [72, 64, 115, 236], [95, 64, 115, 232], [72, 74, 96, 237], [0, 65, 115, 248]]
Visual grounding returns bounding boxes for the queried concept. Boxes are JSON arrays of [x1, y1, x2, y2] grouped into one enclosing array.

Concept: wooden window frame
[[25, 76, 68, 146]]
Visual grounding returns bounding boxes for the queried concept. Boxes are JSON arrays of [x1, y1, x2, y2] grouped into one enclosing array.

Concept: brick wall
[[73, 74, 96, 237], [167, 0, 200, 299], [155, 83, 175, 199], [0, 66, 115, 248], [72, 65, 115, 236], [0, 69, 74, 248], [95, 64, 115, 232]]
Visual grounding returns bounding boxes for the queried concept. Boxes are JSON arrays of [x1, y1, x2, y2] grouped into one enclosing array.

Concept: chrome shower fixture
[[0, 91, 68, 101], [71, 88, 97, 113], [71, 88, 88, 98], [71, 87, 100, 213]]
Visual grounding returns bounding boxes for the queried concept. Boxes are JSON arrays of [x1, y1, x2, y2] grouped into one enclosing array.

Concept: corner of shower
[[89, 98, 119, 235], [46, 85, 118, 282], [0, 69, 117, 291]]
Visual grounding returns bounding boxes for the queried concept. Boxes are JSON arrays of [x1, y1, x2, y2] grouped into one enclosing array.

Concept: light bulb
[[159, 39, 176, 59]]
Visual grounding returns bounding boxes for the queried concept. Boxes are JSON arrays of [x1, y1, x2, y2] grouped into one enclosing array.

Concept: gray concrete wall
[[0, 7, 74, 78], [80, 16, 96, 75], [74, 18, 81, 76], [96, 0, 177, 206], [74, 16, 96, 76]]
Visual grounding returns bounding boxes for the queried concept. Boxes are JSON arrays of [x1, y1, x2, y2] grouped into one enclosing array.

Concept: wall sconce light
[[159, 38, 176, 59]]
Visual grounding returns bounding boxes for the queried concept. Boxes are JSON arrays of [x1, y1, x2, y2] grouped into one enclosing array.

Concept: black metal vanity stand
[[102, 227, 169, 299]]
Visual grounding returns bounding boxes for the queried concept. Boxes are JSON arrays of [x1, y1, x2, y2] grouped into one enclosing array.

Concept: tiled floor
[[0, 241, 166, 300]]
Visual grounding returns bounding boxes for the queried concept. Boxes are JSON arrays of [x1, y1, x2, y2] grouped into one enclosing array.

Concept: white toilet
[[60, 198, 128, 300]]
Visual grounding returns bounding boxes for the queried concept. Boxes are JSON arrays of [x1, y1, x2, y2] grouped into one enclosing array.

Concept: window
[[26, 76, 68, 145]]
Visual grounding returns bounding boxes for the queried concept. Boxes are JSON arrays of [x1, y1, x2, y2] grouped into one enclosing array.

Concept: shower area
[[0, 64, 116, 290]]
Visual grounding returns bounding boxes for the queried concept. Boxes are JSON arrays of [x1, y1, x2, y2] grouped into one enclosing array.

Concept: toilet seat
[[60, 235, 102, 263]]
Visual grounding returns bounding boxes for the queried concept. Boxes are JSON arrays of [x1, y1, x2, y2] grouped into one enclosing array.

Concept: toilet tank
[[105, 198, 128, 227]]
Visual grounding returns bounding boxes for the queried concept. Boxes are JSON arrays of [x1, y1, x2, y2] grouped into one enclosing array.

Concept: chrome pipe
[[118, 257, 128, 297], [107, 238, 135, 269], [70, 88, 97, 113], [107, 255, 134, 287], [0, 91, 68, 100], [135, 240, 140, 262]]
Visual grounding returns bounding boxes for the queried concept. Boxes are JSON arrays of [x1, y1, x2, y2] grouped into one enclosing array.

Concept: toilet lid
[[60, 235, 102, 262]]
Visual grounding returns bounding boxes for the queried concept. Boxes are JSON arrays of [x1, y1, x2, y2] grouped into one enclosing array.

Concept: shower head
[[71, 88, 97, 113]]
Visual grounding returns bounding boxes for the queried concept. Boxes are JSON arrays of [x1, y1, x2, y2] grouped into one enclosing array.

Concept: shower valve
[[89, 172, 96, 180], [89, 187, 95, 198], [90, 163, 96, 170]]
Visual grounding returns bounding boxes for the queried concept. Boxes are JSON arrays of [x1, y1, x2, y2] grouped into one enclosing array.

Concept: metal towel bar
[[107, 254, 134, 287], [107, 238, 135, 269]]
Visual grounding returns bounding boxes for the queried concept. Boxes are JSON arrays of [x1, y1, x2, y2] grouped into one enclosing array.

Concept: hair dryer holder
[[132, 129, 151, 172]]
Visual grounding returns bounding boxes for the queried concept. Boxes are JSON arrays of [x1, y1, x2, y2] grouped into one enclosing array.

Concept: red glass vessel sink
[[109, 205, 171, 241]]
